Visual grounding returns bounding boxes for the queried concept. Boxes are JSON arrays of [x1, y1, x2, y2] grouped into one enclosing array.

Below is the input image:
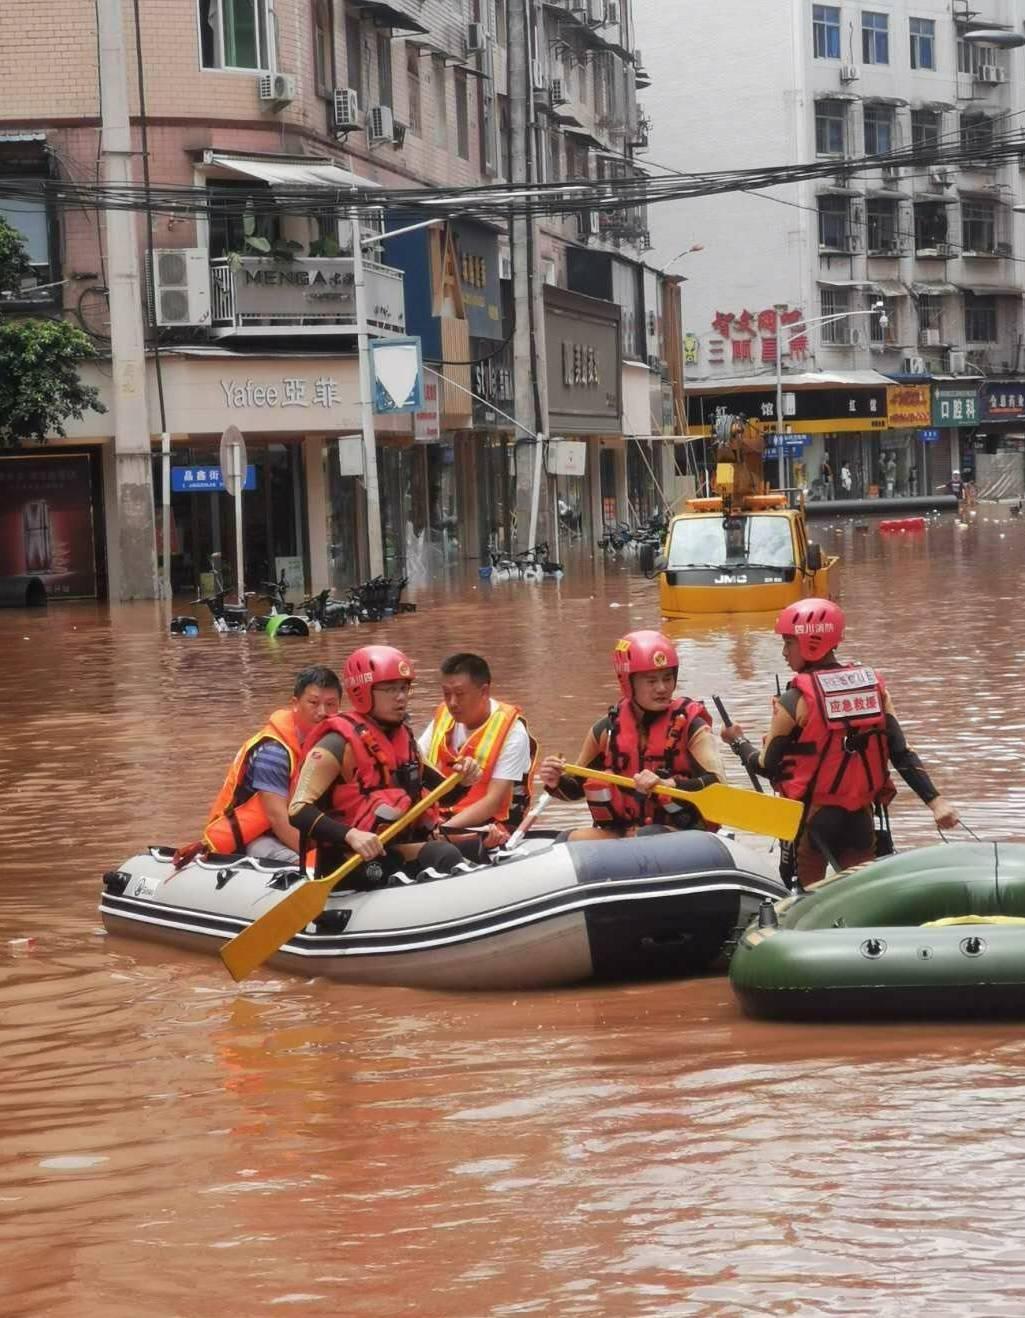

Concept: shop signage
[[451, 220, 503, 341], [414, 377, 441, 443], [933, 388, 980, 427], [171, 465, 256, 493], [231, 257, 405, 334], [886, 385, 931, 429], [687, 387, 887, 434], [982, 383, 1025, 419], [471, 336, 514, 429], [764, 433, 808, 453], [219, 376, 343, 410], [0, 453, 97, 598], [544, 286, 622, 436], [920, 428, 941, 443], [370, 336, 423, 413]]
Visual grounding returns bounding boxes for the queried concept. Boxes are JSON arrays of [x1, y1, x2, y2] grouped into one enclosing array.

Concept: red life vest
[[301, 712, 437, 837], [585, 696, 714, 830], [424, 700, 538, 824], [203, 708, 302, 853], [775, 664, 894, 811]]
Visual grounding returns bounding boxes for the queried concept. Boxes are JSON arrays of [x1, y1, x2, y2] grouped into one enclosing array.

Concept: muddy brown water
[[3, 512, 1025, 1316]]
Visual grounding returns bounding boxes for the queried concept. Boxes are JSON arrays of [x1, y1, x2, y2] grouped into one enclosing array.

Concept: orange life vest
[[424, 700, 537, 824], [775, 665, 894, 812], [585, 696, 714, 830], [302, 712, 437, 837], [203, 709, 302, 853]]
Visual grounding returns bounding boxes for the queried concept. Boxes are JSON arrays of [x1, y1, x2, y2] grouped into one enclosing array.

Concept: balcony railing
[[209, 255, 405, 338]]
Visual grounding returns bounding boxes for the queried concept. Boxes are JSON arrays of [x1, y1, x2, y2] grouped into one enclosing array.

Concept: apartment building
[[0, 0, 668, 600], [638, 0, 1025, 500]]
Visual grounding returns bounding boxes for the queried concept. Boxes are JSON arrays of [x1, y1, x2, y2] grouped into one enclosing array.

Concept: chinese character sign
[[710, 305, 807, 364]]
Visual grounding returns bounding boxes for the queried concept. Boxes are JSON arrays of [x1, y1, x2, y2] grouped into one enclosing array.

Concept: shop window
[[198, 0, 270, 71], [820, 288, 851, 344], [862, 12, 889, 66], [910, 18, 935, 71], [815, 100, 846, 156], [965, 294, 996, 343], [812, 5, 840, 59], [863, 105, 894, 155]]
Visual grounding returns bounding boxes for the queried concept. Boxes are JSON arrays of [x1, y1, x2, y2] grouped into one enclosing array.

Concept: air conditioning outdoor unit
[[902, 355, 927, 375], [531, 59, 547, 91], [840, 63, 859, 83], [845, 234, 861, 252], [466, 21, 487, 53], [948, 349, 967, 373], [367, 105, 395, 145], [994, 67, 1009, 82], [979, 65, 1000, 83], [550, 78, 567, 106], [258, 72, 297, 106], [923, 328, 942, 346], [936, 241, 956, 257], [997, 241, 1013, 257], [149, 248, 211, 327], [929, 168, 952, 187], [332, 88, 359, 131]]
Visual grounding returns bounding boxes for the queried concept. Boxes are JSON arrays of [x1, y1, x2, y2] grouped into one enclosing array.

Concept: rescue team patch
[[398, 661, 412, 677], [652, 650, 669, 667], [822, 689, 883, 722], [816, 666, 877, 693]]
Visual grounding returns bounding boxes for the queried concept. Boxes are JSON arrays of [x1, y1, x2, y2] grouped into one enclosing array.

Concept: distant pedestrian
[[882, 453, 897, 499], [821, 452, 835, 500], [840, 461, 853, 495]]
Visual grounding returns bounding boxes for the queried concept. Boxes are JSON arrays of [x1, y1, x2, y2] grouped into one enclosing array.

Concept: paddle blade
[[694, 784, 803, 841], [219, 878, 331, 982]]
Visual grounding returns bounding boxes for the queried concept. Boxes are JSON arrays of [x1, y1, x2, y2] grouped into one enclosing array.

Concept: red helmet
[[612, 630, 678, 700], [343, 645, 415, 714], [775, 598, 845, 663]]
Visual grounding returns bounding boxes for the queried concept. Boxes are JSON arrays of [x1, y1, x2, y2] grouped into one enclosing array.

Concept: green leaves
[[0, 319, 105, 447], [0, 216, 33, 295]]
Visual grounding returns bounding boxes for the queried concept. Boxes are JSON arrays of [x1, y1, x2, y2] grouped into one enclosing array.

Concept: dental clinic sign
[[220, 377, 343, 409]]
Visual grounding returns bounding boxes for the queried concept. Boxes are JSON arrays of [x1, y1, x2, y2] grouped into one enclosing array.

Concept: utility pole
[[350, 205, 385, 578], [97, 0, 158, 599], [509, 0, 549, 554]]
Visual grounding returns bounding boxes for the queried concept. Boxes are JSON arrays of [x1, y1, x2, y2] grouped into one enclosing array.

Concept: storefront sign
[[471, 336, 514, 429], [414, 377, 441, 443], [0, 454, 97, 598], [982, 383, 1025, 419], [764, 434, 808, 453], [920, 428, 941, 443], [933, 388, 980, 427], [230, 257, 405, 334], [370, 337, 423, 413], [451, 220, 503, 341], [544, 286, 622, 436], [172, 465, 256, 493], [686, 387, 887, 434], [219, 376, 343, 410], [886, 385, 931, 429]]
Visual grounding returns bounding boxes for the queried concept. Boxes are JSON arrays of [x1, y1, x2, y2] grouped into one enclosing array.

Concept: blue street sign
[[764, 433, 807, 454], [172, 465, 256, 493], [919, 428, 940, 443]]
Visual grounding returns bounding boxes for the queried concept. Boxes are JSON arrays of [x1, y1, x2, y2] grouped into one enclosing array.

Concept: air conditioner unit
[[979, 65, 1000, 83], [935, 241, 956, 257], [994, 67, 1009, 82], [367, 105, 395, 145], [996, 241, 1013, 257], [902, 355, 927, 375], [923, 328, 942, 346], [149, 248, 211, 327], [550, 78, 567, 106], [840, 63, 859, 83], [606, 0, 620, 23], [851, 327, 864, 346], [258, 72, 297, 106], [332, 88, 359, 131], [881, 163, 899, 180], [466, 21, 487, 53], [531, 59, 546, 91], [845, 235, 861, 253], [948, 349, 967, 373], [499, 253, 512, 280], [929, 168, 952, 187]]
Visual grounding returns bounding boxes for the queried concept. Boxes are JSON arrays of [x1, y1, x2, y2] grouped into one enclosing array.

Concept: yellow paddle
[[220, 771, 464, 982], [561, 764, 803, 841]]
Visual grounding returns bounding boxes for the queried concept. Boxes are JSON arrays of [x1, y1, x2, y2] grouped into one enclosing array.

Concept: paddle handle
[[505, 791, 552, 851], [562, 763, 696, 806], [318, 771, 465, 888], [712, 695, 764, 795]]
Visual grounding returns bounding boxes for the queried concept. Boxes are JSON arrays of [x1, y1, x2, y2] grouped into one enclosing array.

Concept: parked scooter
[[251, 572, 310, 637]]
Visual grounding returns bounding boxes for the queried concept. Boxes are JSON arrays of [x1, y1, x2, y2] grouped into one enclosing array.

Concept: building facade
[[0, 0, 676, 601], [637, 0, 1025, 500]]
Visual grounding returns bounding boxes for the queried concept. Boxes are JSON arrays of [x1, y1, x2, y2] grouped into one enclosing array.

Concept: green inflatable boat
[[730, 842, 1025, 1020]]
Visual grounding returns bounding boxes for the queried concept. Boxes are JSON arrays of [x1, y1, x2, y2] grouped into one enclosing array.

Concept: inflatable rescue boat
[[730, 842, 1025, 1020], [101, 830, 786, 990]]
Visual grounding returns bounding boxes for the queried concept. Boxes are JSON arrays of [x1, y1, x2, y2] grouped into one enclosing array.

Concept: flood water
[[4, 510, 1025, 1316]]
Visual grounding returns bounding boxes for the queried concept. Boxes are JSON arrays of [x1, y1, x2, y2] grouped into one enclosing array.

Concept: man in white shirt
[[418, 653, 536, 852]]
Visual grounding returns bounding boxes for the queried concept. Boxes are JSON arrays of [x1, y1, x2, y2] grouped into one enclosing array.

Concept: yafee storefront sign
[[886, 385, 931, 429], [932, 388, 980, 427], [219, 376, 343, 410]]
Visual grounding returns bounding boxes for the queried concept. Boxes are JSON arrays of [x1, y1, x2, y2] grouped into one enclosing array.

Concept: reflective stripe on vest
[[425, 700, 531, 822]]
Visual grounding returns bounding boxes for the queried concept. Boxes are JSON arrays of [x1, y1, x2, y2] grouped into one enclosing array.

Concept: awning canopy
[[870, 280, 908, 297], [817, 278, 877, 288], [685, 370, 896, 394], [203, 151, 379, 191], [350, 0, 428, 34], [956, 283, 1024, 297], [911, 281, 958, 295]]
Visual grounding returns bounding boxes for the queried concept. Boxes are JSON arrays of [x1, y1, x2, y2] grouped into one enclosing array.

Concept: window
[[345, 15, 365, 104], [818, 196, 850, 249], [862, 12, 889, 66], [869, 298, 896, 344], [914, 200, 948, 250], [812, 5, 841, 59], [863, 105, 894, 155], [919, 294, 943, 334], [959, 39, 1000, 76], [432, 55, 447, 147], [0, 188, 57, 304], [495, 0, 507, 45], [198, 0, 270, 70], [961, 113, 994, 158], [962, 202, 996, 253], [820, 287, 851, 343], [911, 109, 941, 148], [965, 293, 996, 342], [498, 94, 510, 179], [377, 33, 393, 108], [406, 47, 422, 136], [455, 68, 470, 159], [312, 0, 331, 97], [910, 17, 935, 70], [815, 100, 846, 155], [667, 516, 795, 570], [867, 198, 898, 253]]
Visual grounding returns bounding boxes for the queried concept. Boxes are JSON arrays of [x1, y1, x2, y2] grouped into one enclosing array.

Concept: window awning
[[817, 278, 877, 288], [817, 184, 864, 197], [203, 151, 379, 191], [870, 280, 908, 297], [562, 125, 605, 149], [958, 187, 1009, 203], [911, 281, 958, 295], [866, 187, 911, 200], [957, 284, 1023, 297], [350, 0, 428, 34]]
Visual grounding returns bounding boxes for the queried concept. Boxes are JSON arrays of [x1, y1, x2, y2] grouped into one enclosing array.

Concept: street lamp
[[773, 300, 886, 492]]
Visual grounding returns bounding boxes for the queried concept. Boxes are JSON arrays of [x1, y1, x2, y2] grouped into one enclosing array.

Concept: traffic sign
[[219, 425, 248, 497]]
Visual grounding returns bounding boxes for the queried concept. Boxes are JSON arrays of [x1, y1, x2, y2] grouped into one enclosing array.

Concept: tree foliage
[[0, 216, 105, 448]]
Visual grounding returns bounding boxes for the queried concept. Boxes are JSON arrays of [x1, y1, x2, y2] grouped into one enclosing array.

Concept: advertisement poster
[[0, 454, 97, 598]]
